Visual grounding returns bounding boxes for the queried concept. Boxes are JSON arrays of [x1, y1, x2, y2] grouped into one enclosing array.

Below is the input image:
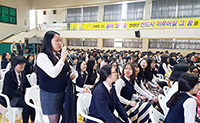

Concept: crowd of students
[[0, 30, 200, 123]]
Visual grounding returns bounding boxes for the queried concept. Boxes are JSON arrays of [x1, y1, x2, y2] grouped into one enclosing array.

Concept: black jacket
[[2, 68, 31, 106]]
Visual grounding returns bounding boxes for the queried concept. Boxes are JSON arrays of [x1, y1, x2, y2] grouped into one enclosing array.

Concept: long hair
[[137, 58, 148, 82], [40, 31, 60, 63], [92, 65, 112, 92], [161, 55, 169, 65], [169, 63, 189, 81], [121, 63, 136, 82], [86, 59, 96, 75], [145, 58, 156, 81], [167, 73, 198, 108], [1, 52, 9, 61], [76, 60, 87, 74]]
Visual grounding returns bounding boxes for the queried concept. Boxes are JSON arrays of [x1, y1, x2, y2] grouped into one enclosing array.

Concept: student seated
[[165, 73, 199, 123], [87, 65, 129, 123], [1, 56, 35, 123]]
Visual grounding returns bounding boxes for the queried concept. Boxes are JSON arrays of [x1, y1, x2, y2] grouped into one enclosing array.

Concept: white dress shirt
[[37, 53, 65, 78], [115, 76, 139, 105], [183, 92, 197, 123], [103, 81, 112, 93], [162, 63, 172, 78]]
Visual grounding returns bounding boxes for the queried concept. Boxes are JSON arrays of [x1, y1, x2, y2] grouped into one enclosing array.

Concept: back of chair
[[158, 94, 168, 116], [149, 107, 165, 123], [77, 93, 92, 116], [77, 93, 104, 123], [163, 86, 170, 96], [25, 85, 48, 123]]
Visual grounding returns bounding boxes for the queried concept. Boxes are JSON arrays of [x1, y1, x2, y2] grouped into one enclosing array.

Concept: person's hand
[[70, 74, 76, 80], [156, 84, 160, 88], [83, 88, 91, 93], [139, 96, 147, 101], [129, 101, 136, 107], [151, 97, 158, 103], [60, 48, 68, 62]]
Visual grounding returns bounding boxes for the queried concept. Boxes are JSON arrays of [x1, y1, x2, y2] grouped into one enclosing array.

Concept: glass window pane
[[9, 8, 16, 16], [2, 6, 9, 15], [2, 14, 9, 22], [0, 6, 2, 14], [0, 14, 1, 21]]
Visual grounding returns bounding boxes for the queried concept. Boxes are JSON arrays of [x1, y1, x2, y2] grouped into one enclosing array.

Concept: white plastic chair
[[77, 93, 104, 123], [163, 86, 170, 96], [0, 93, 22, 123], [149, 107, 165, 123], [158, 94, 168, 116], [25, 85, 49, 123]]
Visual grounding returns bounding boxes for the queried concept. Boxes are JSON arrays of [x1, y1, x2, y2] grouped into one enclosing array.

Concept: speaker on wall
[[135, 30, 140, 38]]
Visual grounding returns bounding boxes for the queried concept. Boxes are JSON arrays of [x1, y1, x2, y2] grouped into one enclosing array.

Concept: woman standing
[[37, 31, 71, 123], [165, 73, 199, 123], [87, 65, 129, 123]]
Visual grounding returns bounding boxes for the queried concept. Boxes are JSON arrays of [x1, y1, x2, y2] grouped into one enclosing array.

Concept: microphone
[[62, 46, 75, 66]]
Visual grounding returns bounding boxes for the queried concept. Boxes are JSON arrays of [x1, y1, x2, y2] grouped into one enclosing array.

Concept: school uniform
[[1, 68, 35, 123], [164, 93, 197, 123], [87, 82, 129, 123], [115, 76, 152, 123]]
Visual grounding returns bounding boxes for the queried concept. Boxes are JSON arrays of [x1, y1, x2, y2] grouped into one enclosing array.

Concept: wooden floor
[[0, 113, 23, 123]]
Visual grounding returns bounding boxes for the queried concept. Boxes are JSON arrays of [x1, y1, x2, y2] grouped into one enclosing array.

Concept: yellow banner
[[70, 18, 200, 30]]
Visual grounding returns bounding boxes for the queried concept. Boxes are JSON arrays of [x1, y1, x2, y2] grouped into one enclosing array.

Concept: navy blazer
[[2, 68, 31, 106], [1, 60, 9, 69], [87, 82, 129, 123]]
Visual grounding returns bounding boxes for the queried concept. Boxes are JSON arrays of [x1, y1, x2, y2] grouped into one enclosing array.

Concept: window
[[177, 0, 200, 18], [66, 8, 82, 23], [0, 5, 16, 24], [123, 39, 143, 48], [83, 6, 98, 22], [53, 10, 57, 14], [103, 4, 122, 21], [103, 39, 114, 47], [151, 0, 176, 19], [43, 11, 46, 15], [84, 39, 97, 47], [175, 39, 200, 50], [126, 2, 145, 21], [151, 0, 200, 19], [149, 39, 173, 49], [68, 38, 83, 46]]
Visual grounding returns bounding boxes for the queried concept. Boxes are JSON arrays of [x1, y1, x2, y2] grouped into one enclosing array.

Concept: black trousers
[[15, 100, 35, 123]]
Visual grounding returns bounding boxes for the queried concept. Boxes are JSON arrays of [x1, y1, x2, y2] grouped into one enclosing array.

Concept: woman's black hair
[[161, 55, 169, 65], [86, 59, 96, 75], [167, 73, 198, 108], [1, 52, 10, 61], [137, 58, 148, 82], [169, 63, 189, 81], [76, 60, 86, 73], [26, 53, 34, 63], [40, 31, 60, 63], [92, 65, 112, 92], [145, 58, 156, 81], [95, 56, 101, 62], [189, 65, 199, 77], [11, 56, 26, 68]]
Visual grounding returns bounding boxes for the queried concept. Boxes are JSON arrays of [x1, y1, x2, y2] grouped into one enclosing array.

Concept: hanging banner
[[70, 18, 200, 30], [38, 23, 68, 31]]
